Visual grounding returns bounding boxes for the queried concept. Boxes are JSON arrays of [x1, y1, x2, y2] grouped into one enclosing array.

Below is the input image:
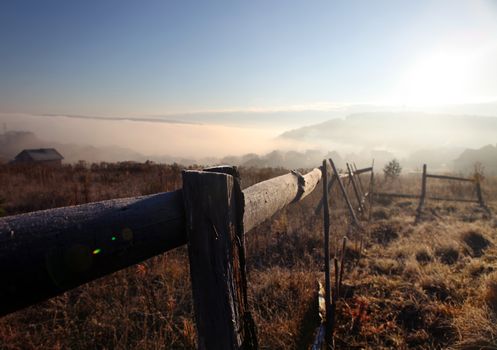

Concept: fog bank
[[0, 113, 308, 158]]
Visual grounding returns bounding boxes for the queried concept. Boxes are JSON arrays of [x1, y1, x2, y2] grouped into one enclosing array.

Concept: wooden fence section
[[0, 160, 377, 349], [373, 163, 489, 221], [0, 168, 321, 319], [375, 192, 480, 203]]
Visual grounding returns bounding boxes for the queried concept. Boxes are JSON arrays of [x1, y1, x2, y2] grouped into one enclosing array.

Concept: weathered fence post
[[322, 160, 333, 348], [416, 164, 427, 220], [182, 166, 257, 350], [315, 174, 337, 214]]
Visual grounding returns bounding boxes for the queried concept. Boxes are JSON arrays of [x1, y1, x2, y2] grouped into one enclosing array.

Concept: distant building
[[12, 148, 64, 166]]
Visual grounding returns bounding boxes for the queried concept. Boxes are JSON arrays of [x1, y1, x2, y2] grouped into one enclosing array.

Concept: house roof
[[15, 148, 64, 161]]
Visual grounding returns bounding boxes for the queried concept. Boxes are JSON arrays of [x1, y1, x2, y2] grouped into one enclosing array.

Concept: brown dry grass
[[0, 162, 496, 349]]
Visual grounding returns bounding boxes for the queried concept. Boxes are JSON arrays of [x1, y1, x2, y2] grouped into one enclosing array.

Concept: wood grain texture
[[243, 167, 322, 232], [183, 170, 252, 350], [322, 161, 333, 347]]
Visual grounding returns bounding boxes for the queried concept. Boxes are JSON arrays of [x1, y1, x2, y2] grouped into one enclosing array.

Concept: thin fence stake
[[416, 164, 427, 222], [333, 258, 339, 303], [322, 160, 333, 348], [338, 237, 347, 298], [475, 174, 485, 207]]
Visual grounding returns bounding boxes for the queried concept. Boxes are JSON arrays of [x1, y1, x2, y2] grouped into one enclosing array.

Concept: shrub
[[383, 159, 402, 180]]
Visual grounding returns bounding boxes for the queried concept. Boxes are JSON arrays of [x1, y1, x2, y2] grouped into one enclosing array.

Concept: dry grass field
[[0, 162, 496, 349]]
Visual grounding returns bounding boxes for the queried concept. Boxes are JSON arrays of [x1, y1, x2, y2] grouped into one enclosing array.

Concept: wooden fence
[[1, 161, 485, 349], [0, 159, 376, 349], [374, 163, 490, 221]]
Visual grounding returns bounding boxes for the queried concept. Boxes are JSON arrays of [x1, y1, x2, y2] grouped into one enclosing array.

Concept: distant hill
[[221, 150, 318, 169], [402, 147, 465, 173], [220, 149, 353, 170], [280, 112, 497, 154], [454, 144, 497, 175]]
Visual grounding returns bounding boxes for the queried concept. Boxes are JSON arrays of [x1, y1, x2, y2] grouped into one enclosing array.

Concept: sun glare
[[395, 50, 473, 106]]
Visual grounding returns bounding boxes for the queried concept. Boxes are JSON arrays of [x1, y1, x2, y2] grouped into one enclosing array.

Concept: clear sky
[[1, 0, 497, 116]]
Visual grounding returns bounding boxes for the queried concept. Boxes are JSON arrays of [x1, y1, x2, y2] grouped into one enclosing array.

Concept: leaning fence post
[[368, 160, 375, 222], [347, 163, 365, 215], [329, 159, 360, 227], [416, 164, 427, 220], [182, 166, 257, 350], [352, 163, 366, 200]]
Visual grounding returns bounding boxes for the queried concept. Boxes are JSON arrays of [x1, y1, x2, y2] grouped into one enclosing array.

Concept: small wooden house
[[13, 148, 64, 166]]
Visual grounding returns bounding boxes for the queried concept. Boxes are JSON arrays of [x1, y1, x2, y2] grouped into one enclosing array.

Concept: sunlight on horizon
[[389, 46, 495, 107]]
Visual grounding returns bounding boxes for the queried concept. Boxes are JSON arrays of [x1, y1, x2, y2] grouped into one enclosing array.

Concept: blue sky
[[1, 0, 497, 116]]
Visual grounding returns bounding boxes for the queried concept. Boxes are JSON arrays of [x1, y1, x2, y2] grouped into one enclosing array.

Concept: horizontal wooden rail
[[426, 174, 474, 182], [427, 196, 479, 203], [0, 191, 186, 317], [375, 192, 478, 203], [243, 167, 322, 232], [0, 167, 323, 317], [375, 192, 420, 199], [353, 166, 373, 175]]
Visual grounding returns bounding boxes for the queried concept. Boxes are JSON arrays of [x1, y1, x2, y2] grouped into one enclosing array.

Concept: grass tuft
[[371, 258, 403, 275], [419, 276, 456, 302], [461, 230, 491, 257], [370, 223, 400, 245], [484, 272, 497, 315], [435, 244, 460, 265], [415, 247, 433, 265]]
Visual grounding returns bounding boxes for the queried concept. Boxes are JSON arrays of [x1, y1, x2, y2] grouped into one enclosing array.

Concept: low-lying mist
[[0, 113, 308, 159], [2, 111, 497, 174]]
